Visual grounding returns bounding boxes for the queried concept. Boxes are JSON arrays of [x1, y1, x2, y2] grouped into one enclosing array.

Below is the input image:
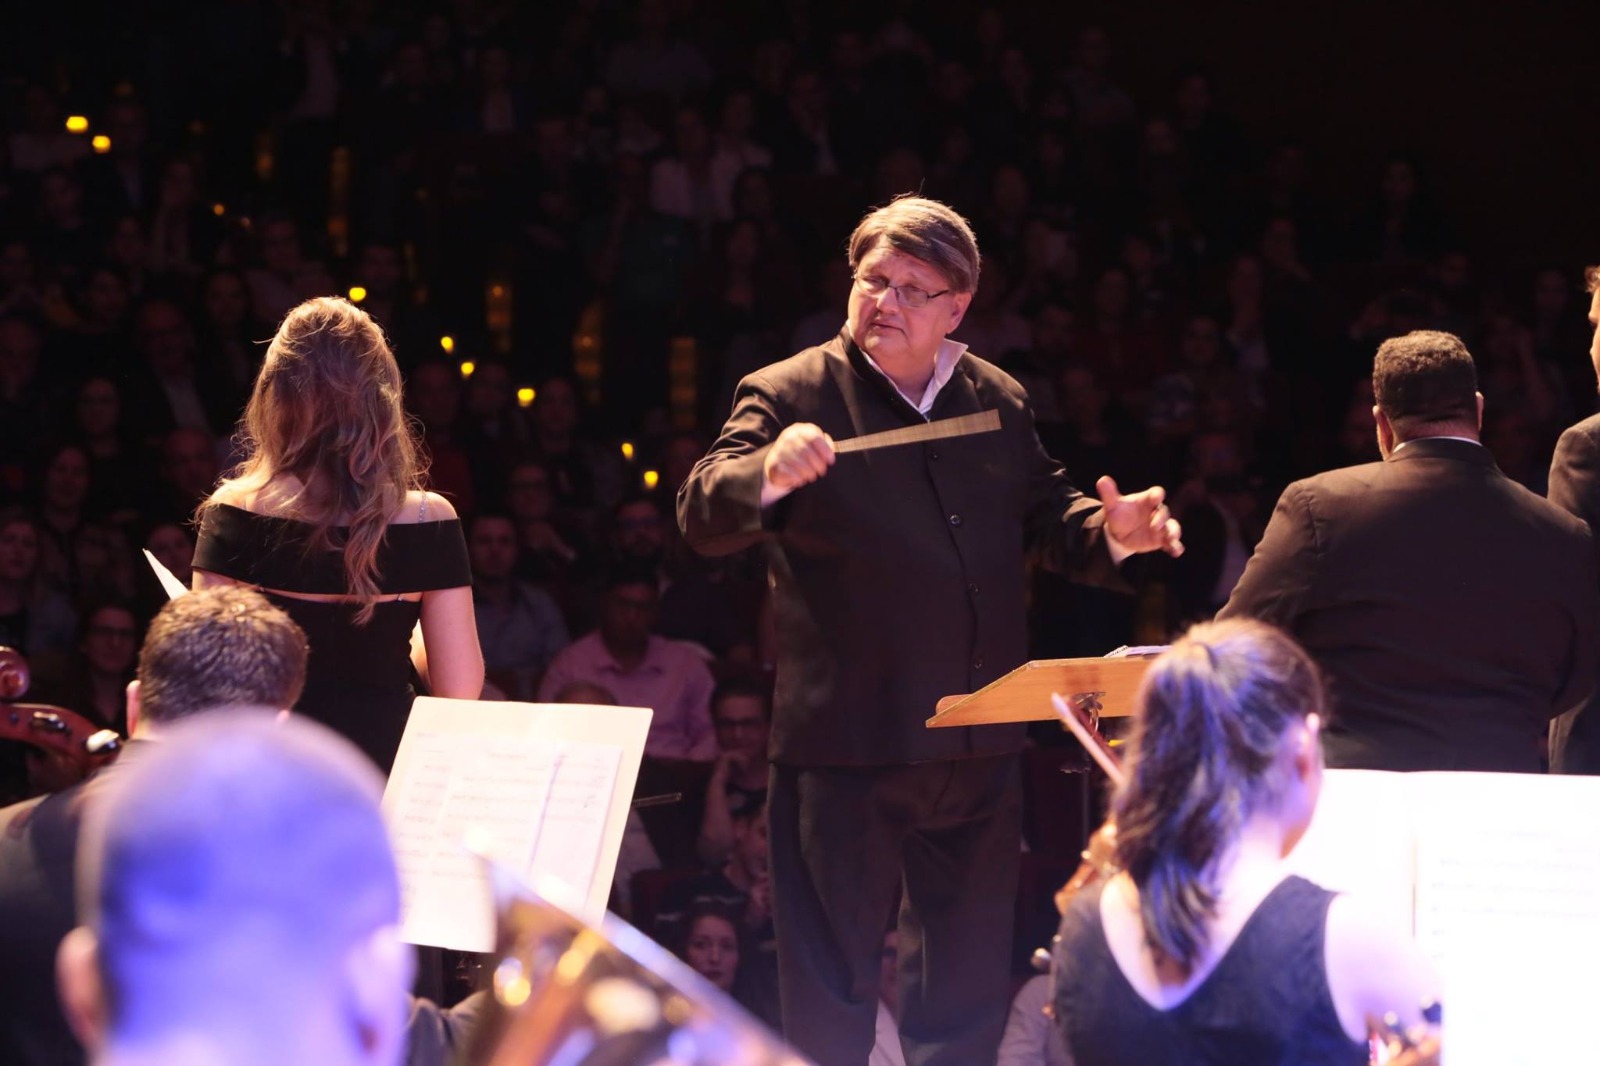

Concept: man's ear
[[1373, 405, 1395, 458], [945, 291, 973, 336], [124, 680, 141, 738], [1475, 391, 1484, 431], [339, 926, 414, 1063], [57, 926, 108, 1053]]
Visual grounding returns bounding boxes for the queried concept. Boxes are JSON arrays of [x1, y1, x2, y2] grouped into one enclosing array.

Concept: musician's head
[[845, 195, 978, 370], [1371, 329, 1482, 454], [1585, 264, 1600, 388], [129, 587, 308, 736], [222, 296, 422, 616], [1113, 619, 1326, 972], [58, 713, 411, 1066]]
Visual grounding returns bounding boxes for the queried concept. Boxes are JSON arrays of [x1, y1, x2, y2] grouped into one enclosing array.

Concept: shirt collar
[[1392, 434, 1482, 453], [853, 328, 970, 416]]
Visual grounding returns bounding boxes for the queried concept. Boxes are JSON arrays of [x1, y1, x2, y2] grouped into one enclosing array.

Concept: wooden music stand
[[926, 655, 1157, 730]]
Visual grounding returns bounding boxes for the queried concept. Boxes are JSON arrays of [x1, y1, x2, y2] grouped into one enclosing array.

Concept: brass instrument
[[464, 863, 814, 1066]]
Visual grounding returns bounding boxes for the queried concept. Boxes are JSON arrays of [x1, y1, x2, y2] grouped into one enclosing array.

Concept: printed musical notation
[[387, 731, 621, 952]]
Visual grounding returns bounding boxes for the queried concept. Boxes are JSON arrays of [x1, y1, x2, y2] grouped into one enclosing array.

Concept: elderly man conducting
[[680, 195, 1181, 1066]]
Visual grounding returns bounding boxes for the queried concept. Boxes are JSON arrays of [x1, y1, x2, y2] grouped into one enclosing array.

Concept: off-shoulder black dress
[[192, 503, 471, 772]]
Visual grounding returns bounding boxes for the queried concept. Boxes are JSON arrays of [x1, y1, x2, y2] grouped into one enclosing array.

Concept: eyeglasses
[[852, 274, 951, 310]]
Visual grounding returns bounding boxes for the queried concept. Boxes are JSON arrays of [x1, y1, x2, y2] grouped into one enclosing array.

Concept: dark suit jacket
[[0, 766, 117, 1066], [1547, 413, 1600, 772], [1219, 437, 1599, 772], [678, 330, 1122, 766]]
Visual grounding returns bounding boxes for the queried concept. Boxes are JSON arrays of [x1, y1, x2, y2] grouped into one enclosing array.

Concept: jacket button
[[948, 513, 962, 527], [968, 582, 979, 596], [929, 450, 940, 461], [972, 654, 984, 671]]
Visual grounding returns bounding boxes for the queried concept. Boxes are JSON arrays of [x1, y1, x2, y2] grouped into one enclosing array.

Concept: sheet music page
[[526, 740, 621, 909], [1285, 769, 1417, 935], [1408, 773, 1600, 1066], [388, 732, 559, 951]]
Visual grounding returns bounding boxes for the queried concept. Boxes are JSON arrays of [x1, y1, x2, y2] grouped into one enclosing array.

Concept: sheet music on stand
[[1287, 769, 1600, 1065], [381, 696, 653, 952]]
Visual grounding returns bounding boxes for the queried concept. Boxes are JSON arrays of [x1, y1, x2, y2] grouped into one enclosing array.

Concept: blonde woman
[[193, 297, 482, 771]]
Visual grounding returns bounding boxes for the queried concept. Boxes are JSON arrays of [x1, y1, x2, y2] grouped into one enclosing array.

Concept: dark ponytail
[[1111, 619, 1324, 972]]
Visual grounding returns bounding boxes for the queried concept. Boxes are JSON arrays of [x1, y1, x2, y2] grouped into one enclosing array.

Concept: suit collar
[[835, 327, 969, 421], [1387, 436, 1496, 468]]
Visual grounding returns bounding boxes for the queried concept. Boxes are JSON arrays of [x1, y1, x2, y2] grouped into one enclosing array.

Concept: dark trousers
[[768, 755, 1022, 1066]]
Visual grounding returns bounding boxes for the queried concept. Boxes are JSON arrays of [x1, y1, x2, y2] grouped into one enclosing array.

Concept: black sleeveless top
[[192, 503, 471, 773], [1052, 875, 1367, 1066]]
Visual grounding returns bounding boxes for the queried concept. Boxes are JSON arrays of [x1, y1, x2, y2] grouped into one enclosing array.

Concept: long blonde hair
[[204, 297, 423, 623]]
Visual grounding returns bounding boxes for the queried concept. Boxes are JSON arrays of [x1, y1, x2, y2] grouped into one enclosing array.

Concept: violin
[[0, 646, 123, 805]]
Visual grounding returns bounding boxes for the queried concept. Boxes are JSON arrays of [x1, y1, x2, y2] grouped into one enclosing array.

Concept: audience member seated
[[469, 511, 569, 701], [0, 587, 310, 1066], [504, 458, 592, 627], [606, 494, 749, 660], [29, 601, 141, 733], [696, 674, 772, 865], [539, 569, 716, 761], [670, 900, 778, 1029], [652, 800, 775, 1026], [1051, 619, 1439, 1064], [0, 509, 78, 659], [55, 711, 413, 1066]]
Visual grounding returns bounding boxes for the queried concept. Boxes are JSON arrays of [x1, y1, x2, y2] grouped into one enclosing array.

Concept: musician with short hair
[[679, 195, 1182, 1065]]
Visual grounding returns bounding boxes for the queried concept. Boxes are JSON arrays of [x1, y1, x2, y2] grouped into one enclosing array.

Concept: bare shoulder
[[391, 489, 458, 525]]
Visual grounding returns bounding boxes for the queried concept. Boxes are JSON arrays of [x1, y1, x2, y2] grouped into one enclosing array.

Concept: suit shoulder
[[734, 341, 838, 396], [1557, 413, 1600, 451], [957, 351, 1032, 406]]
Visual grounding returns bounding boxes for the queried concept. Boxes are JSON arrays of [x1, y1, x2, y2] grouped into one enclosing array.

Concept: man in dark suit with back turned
[[679, 195, 1182, 1066], [0, 588, 310, 1066], [1546, 264, 1600, 772], [1220, 329, 1599, 772]]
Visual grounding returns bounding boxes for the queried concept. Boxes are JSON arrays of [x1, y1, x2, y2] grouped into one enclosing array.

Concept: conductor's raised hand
[[764, 423, 836, 493], [1097, 475, 1184, 557]]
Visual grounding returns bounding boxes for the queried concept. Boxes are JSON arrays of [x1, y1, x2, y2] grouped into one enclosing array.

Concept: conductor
[[678, 195, 1182, 1065]]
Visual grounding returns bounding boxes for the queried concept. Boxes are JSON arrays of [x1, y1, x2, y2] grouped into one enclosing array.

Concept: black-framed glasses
[[852, 273, 951, 310]]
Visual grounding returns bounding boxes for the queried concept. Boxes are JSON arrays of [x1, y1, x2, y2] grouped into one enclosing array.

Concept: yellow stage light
[[439, 336, 455, 354], [516, 387, 536, 408], [642, 470, 660, 491], [65, 116, 89, 134], [459, 361, 476, 379], [620, 442, 635, 461], [91, 135, 111, 154], [348, 286, 367, 303]]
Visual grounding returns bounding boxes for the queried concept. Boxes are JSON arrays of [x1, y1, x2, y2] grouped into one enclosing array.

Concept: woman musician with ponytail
[[1051, 619, 1439, 1065]]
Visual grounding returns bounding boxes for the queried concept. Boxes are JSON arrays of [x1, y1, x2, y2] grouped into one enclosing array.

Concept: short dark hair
[[137, 588, 308, 723], [1372, 330, 1478, 436]]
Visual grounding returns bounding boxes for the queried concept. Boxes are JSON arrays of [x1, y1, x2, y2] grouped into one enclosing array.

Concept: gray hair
[[847, 195, 981, 294]]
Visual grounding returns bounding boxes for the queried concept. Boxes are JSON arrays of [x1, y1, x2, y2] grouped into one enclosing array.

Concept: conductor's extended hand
[[764, 422, 836, 494], [1098, 475, 1185, 557]]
